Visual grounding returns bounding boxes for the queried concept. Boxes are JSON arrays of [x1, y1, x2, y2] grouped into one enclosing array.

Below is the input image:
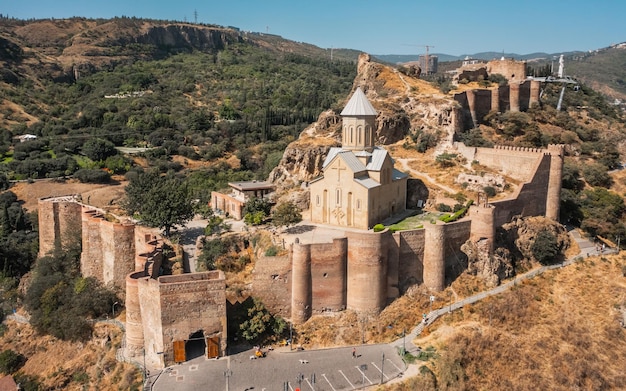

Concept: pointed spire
[[340, 87, 377, 117]]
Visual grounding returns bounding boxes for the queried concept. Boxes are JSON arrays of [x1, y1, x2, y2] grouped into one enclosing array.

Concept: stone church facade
[[308, 88, 408, 229]]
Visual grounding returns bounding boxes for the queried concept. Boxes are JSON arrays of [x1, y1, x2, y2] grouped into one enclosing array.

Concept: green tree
[[123, 170, 194, 236], [582, 163, 613, 188], [239, 298, 286, 344], [81, 138, 117, 162], [271, 201, 302, 227], [243, 197, 271, 226], [531, 230, 559, 265], [435, 153, 457, 168]]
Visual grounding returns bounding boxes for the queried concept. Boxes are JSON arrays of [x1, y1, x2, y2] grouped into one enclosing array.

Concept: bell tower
[[340, 87, 377, 152]]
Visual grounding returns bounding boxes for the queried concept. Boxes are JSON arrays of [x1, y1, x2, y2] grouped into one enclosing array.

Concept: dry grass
[[0, 320, 141, 390], [383, 253, 626, 390]]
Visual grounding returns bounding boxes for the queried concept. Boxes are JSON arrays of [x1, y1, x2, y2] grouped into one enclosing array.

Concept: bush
[[532, 230, 559, 265], [0, 349, 25, 374], [265, 245, 279, 256], [73, 168, 111, 183], [373, 224, 385, 232], [483, 186, 496, 197], [436, 203, 452, 213]]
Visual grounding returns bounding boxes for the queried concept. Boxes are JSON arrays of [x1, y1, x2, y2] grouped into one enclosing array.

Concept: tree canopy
[[271, 201, 302, 227], [123, 170, 194, 236]]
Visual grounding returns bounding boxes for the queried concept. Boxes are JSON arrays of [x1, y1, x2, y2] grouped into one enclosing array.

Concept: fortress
[[252, 88, 564, 324], [36, 77, 564, 368], [37, 198, 227, 369]]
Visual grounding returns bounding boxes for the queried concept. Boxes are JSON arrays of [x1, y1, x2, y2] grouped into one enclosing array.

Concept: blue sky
[[3, 0, 625, 56]]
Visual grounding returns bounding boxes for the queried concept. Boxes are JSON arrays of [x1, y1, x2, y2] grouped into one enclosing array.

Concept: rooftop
[[228, 181, 275, 191], [340, 87, 377, 117]]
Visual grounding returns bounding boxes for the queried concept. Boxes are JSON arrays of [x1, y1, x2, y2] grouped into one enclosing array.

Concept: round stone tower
[[346, 230, 388, 313], [291, 239, 312, 324], [125, 271, 146, 357], [546, 144, 564, 221], [469, 203, 495, 253], [423, 221, 445, 291]]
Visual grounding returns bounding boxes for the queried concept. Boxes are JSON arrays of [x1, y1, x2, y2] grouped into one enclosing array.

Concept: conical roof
[[340, 87, 377, 116]]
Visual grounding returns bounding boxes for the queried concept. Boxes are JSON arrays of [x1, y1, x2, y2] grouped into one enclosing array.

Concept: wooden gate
[[173, 340, 186, 363], [206, 336, 220, 359]]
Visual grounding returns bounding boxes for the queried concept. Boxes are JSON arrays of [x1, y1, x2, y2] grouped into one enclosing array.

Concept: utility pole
[[193, 9, 198, 24], [224, 369, 232, 391], [380, 353, 385, 384]]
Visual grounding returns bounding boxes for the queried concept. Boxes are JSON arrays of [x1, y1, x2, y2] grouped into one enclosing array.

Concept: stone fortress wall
[[454, 58, 542, 129], [253, 142, 564, 324], [38, 143, 564, 358], [37, 197, 227, 369]]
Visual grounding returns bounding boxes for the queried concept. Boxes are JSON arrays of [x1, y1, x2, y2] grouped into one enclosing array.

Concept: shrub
[[483, 186, 496, 197], [532, 230, 559, 265], [73, 169, 111, 183], [0, 349, 25, 374], [265, 245, 279, 256], [436, 203, 452, 213], [373, 224, 385, 232]]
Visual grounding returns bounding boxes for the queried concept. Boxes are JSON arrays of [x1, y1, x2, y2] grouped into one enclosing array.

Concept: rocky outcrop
[[498, 216, 570, 263], [269, 53, 463, 192], [463, 216, 570, 287], [462, 239, 514, 288], [268, 143, 335, 192], [120, 24, 242, 52]]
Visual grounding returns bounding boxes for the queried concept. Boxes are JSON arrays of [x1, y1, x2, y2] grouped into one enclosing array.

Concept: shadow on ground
[[284, 225, 315, 235]]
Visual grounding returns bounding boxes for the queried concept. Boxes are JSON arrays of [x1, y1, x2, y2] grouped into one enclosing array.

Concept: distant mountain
[[374, 51, 586, 65]]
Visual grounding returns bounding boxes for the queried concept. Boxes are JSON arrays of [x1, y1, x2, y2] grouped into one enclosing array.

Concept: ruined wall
[[79, 208, 136, 291], [38, 196, 82, 257], [251, 254, 292, 319], [442, 220, 472, 280], [136, 271, 227, 368], [487, 59, 527, 83], [346, 230, 389, 313]]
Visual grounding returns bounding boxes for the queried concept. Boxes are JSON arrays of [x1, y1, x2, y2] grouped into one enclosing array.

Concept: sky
[[3, 0, 625, 56]]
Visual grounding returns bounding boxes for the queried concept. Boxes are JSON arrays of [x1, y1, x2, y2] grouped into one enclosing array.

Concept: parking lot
[[152, 344, 405, 391]]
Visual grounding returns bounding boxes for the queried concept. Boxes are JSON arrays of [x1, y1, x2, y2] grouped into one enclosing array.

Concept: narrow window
[[336, 189, 341, 206]]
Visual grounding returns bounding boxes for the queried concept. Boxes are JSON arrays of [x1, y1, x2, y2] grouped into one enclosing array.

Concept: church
[[308, 87, 408, 230]]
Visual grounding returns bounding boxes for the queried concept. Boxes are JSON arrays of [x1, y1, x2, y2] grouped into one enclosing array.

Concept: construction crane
[[403, 44, 435, 75]]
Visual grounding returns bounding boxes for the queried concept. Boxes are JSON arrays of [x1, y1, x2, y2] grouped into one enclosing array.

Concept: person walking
[[352, 347, 356, 359]]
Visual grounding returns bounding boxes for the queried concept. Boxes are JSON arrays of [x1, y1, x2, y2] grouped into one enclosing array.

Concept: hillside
[[378, 252, 626, 390]]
